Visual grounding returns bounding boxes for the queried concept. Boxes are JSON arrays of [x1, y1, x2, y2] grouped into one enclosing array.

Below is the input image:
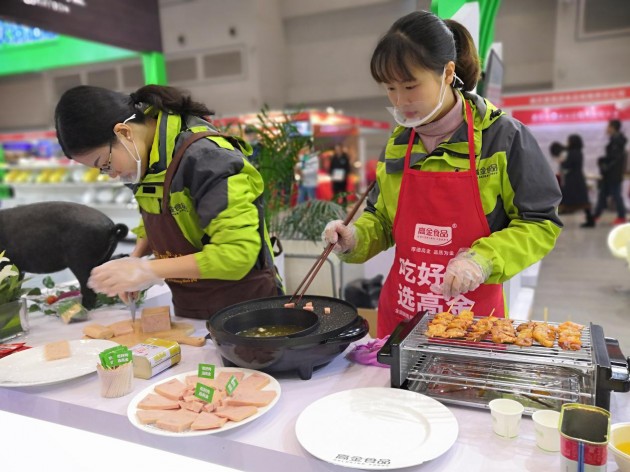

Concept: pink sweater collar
[[415, 90, 463, 154]]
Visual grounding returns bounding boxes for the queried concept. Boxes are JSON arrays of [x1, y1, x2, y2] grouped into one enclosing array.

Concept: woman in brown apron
[[55, 85, 281, 319]]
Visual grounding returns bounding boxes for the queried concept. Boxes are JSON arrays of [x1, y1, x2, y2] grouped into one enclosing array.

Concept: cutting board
[[89, 320, 206, 347]]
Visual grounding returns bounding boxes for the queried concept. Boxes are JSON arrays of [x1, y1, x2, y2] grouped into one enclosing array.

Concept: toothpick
[[488, 308, 495, 318], [446, 303, 453, 314], [469, 302, 475, 311], [567, 313, 572, 322], [543, 307, 549, 323]]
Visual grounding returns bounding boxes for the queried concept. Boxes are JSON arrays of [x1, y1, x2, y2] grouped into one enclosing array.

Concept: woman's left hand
[[431, 250, 491, 300], [88, 257, 163, 297]]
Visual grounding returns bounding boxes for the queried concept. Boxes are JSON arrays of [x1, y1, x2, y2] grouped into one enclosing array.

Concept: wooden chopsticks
[[288, 181, 376, 306]]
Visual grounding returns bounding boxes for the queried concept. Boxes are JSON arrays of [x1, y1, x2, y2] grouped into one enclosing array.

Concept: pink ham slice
[[215, 371, 245, 387], [238, 373, 270, 390], [136, 409, 170, 424], [154, 378, 188, 401], [226, 389, 276, 407], [137, 393, 180, 410], [214, 405, 258, 422], [155, 409, 200, 433], [185, 375, 223, 391], [179, 400, 204, 413], [190, 412, 229, 430]]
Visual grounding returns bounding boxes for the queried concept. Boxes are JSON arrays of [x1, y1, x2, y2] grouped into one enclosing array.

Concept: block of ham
[[109, 320, 134, 336], [154, 378, 187, 401], [43, 340, 71, 361], [238, 373, 270, 390], [83, 324, 114, 339], [136, 409, 169, 425], [141, 306, 171, 333], [226, 389, 277, 407], [214, 405, 258, 422], [190, 412, 229, 431], [137, 393, 180, 410], [215, 371, 245, 387], [155, 409, 200, 433]]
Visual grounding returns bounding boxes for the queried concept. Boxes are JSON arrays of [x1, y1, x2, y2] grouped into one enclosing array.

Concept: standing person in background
[[296, 142, 320, 203], [329, 144, 351, 194], [549, 135, 594, 227], [593, 119, 628, 225], [54, 85, 282, 320], [322, 11, 562, 337]]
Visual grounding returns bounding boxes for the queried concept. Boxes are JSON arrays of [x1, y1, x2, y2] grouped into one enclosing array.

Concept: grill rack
[[401, 315, 594, 371]]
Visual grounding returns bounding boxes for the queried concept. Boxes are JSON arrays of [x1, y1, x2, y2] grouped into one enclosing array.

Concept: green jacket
[[341, 91, 563, 284], [132, 112, 276, 281]]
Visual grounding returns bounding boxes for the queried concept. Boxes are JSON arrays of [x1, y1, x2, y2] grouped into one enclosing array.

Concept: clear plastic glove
[[88, 257, 163, 297], [322, 220, 357, 254], [346, 336, 390, 367], [118, 291, 139, 305], [431, 249, 492, 300]]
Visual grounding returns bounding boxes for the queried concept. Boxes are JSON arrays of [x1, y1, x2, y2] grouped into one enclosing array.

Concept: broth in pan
[[237, 325, 304, 337]]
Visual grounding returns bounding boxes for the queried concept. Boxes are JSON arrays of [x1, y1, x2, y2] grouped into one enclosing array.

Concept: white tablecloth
[[1, 306, 628, 471]]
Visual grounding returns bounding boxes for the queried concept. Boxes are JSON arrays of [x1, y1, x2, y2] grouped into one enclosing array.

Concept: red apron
[[377, 101, 505, 337]]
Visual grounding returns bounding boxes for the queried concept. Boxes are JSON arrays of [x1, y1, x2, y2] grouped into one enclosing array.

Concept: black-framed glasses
[[99, 140, 113, 175]]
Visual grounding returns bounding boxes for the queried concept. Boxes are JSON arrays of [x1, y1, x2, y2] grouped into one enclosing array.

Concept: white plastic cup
[[532, 409, 561, 452], [489, 398, 524, 438]]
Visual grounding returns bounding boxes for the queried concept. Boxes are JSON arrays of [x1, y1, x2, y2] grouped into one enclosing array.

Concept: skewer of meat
[[491, 319, 517, 344], [557, 320, 584, 351]]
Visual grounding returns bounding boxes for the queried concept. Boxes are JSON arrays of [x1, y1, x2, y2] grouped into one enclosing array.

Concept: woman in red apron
[[323, 11, 562, 337], [55, 85, 281, 319]]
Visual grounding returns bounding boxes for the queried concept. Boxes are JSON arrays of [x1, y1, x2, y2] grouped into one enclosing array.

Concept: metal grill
[[401, 315, 594, 370]]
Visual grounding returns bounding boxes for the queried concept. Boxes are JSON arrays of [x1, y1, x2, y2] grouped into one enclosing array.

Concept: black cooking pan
[[222, 307, 319, 338], [206, 295, 367, 380], [208, 295, 360, 347]]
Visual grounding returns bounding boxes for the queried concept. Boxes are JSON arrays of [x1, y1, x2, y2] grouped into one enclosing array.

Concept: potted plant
[[0, 251, 28, 341], [233, 107, 346, 243]]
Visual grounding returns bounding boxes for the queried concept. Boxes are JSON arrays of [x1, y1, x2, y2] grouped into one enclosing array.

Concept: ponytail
[[444, 19, 481, 92], [129, 85, 213, 120]]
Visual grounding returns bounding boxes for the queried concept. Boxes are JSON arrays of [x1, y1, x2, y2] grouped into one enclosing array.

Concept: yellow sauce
[[616, 442, 630, 455]]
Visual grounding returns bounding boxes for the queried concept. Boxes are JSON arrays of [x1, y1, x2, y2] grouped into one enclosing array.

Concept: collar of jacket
[[384, 90, 504, 174]]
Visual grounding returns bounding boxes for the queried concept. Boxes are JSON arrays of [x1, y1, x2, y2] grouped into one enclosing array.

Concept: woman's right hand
[[322, 220, 357, 254]]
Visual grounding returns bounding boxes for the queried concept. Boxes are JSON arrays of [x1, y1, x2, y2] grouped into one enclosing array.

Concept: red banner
[[502, 86, 630, 108], [512, 104, 630, 125]]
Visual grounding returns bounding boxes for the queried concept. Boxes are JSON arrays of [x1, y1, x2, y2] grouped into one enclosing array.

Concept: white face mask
[[386, 68, 449, 128], [116, 114, 143, 184]]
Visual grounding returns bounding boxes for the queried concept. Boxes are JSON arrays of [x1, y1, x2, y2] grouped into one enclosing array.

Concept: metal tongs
[[288, 181, 376, 306]]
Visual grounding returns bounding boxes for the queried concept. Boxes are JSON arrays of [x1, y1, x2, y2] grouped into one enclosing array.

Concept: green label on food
[[225, 375, 239, 396], [198, 363, 215, 379], [99, 346, 131, 368], [194, 383, 215, 403]]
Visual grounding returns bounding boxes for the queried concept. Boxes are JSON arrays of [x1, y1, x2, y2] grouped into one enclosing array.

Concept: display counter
[[1, 307, 628, 471]]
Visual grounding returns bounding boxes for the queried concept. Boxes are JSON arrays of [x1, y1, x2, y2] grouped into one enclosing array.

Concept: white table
[[1, 307, 628, 472]]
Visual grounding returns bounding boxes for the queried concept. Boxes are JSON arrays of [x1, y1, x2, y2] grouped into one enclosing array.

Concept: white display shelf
[[9, 182, 123, 189]]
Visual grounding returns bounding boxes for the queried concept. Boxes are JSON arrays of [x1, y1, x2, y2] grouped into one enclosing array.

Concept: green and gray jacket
[[341, 91, 563, 284], [132, 112, 275, 281]]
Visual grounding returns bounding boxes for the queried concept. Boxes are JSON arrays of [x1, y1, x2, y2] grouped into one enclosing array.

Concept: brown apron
[[141, 131, 279, 320]]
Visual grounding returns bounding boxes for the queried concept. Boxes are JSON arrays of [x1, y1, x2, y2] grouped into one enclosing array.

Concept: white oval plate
[[127, 368, 281, 437], [0, 339, 117, 387], [296, 387, 458, 469]]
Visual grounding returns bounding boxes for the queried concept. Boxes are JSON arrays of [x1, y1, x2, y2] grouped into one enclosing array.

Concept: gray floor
[[532, 211, 630, 355]]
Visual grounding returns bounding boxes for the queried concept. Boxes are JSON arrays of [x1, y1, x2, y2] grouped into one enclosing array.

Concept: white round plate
[[127, 368, 281, 437], [0, 339, 117, 387], [296, 387, 458, 470]]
